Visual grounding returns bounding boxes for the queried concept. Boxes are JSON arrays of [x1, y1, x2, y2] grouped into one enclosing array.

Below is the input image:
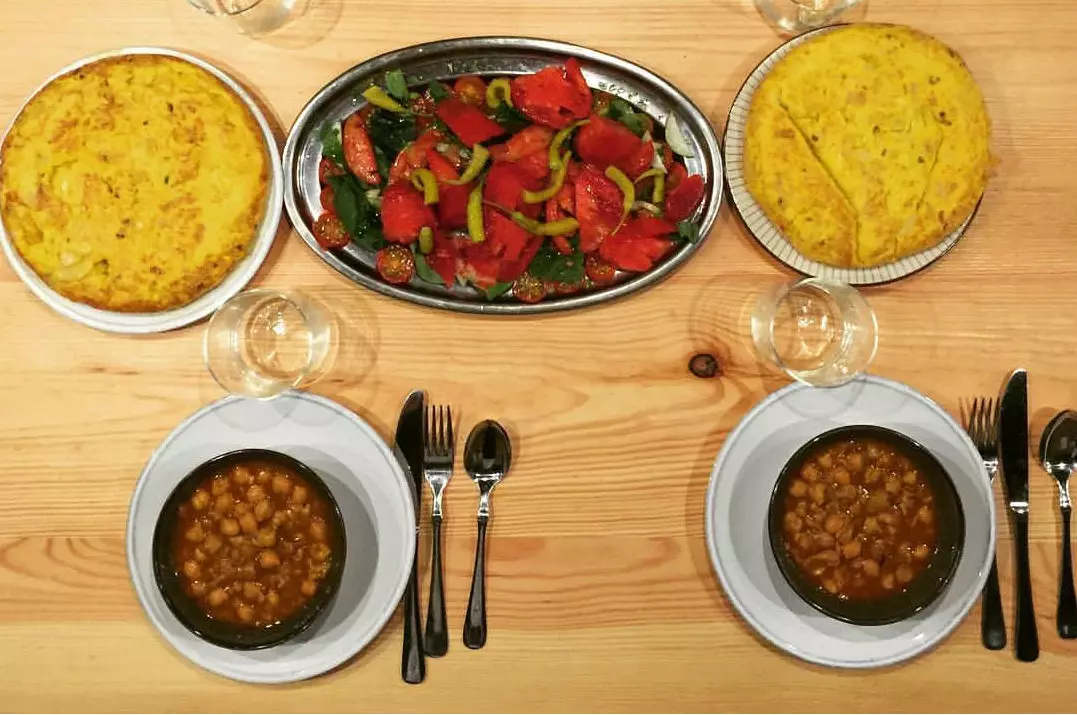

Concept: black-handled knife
[[394, 390, 427, 683], [998, 369, 1039, 662]]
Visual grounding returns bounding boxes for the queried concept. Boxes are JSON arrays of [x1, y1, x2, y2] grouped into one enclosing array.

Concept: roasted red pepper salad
[[313, 60, 706, 302]]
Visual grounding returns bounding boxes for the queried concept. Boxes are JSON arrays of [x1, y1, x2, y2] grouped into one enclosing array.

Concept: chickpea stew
[[170, 457, 339, 628], [778, 436, 940, 602]]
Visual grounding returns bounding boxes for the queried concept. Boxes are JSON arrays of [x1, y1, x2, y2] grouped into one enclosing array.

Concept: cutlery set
[[393, 390, 511, 684], [966, 369, 1077, 662]]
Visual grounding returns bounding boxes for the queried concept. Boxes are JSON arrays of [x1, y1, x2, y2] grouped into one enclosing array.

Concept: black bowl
[[767, 425, 965, 626], [152, 449, 347, 650]]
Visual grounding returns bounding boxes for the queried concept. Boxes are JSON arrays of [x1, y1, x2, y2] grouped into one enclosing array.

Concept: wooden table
[[2, 0, 1076, 710]]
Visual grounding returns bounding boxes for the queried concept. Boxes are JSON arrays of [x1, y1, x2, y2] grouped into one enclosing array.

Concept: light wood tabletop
[[2, 0, 1076, 711]]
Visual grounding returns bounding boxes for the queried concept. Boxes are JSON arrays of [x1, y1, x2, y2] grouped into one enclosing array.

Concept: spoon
[[462, 419, 512, 649], [1040, 409, 1077, 639]]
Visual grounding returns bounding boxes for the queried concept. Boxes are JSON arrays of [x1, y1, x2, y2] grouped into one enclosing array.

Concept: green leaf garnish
[[527, 237, 585, 283], [484, 281, 513, 300], [412, 250, 445, 285], [427, 80, 452, 102], [385, 69, 410, 103], [676, 220, 700, 243], [492, 103, 530, 135], [327, 174, 386, 251], [607, 98, 648, 137], [320, 122, 345, 166]]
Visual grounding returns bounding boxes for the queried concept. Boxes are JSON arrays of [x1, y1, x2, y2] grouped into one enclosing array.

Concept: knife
[[394, 390, 427, 684], [998, 368, 1039, 662]]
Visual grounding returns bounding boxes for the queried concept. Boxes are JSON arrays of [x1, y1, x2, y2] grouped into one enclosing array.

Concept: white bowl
[[704, 375, 996, 668], [0, 47, 284, 334], [126, 391, 415, 683]]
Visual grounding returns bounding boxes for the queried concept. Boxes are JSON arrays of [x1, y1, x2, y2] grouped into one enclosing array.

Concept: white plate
[[0, 47, 284, 333], [126, 391, 415, 683], [723, 26, 980, 286], [704, 375, 995, 668]]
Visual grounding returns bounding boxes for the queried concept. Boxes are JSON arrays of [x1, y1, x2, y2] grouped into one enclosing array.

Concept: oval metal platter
[[283, 37, 723, 315]]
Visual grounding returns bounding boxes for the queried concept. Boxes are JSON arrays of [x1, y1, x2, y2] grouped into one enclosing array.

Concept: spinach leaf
[[484, 281, 513, 300], [321, 122, 345, 166], [367, 109, 418, 155], [427, 80, 452, 102], [385, 69, 410, 103], [527, 237, 585, 284], [676, 220, 700, 243], [327, 174, 386, 251], [373, 145, 392, 183], [412, 250, 444, 285], [492, 103, 530, 135], [607, 98, 648, 137]]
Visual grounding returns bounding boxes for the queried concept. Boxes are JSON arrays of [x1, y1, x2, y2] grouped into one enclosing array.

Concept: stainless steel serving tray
[[283, 37, 723, 315]]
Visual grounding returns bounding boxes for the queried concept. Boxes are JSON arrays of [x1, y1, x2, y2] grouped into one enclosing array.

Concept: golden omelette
[[744, 24, 992, 268], [0, 55, 269, 312]]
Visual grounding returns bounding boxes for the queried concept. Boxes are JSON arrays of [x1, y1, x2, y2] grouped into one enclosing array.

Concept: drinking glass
[[204, 289, 337, 399], [754, 0, 864, 35], [186, 0, 310, 35], [750, 278, 877, 387]]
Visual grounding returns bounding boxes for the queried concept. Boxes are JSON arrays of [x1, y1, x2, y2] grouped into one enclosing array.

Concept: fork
[[422, 404, 454, 657], [964, 396, 1007, 651]]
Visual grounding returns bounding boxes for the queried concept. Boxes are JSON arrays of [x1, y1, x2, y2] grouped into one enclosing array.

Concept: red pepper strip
[[435, 98, 505, 146], [381, 182, 437, 244], [342, 114, 381, 185], [388, 130, 443, 184], [425, 148, 460, 182], [664, 173, 706, 222]]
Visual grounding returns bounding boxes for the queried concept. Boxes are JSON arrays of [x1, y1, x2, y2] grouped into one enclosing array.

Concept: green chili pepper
[[418, 226, 435, 254], [549, 119, 589, 170], [410, 168, 439, 205], [521, 151, 571, 203], [467, 181, 485, 242], [486, 78, 513, 108], [509, 212, 581, 236], [447, 144, 490, 186], [605, 165, 635, 227], [635, 168, 667, 204], [362, 86, 409, 113]]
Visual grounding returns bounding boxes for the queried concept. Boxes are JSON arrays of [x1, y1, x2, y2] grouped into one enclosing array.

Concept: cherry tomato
[[318, 157, 346, 185], [513, 273, 548, 304], [585, 254, 617, 286], [454, 75, 487, 105], [319, 185, 336, 215], [312, 212, 350, 250], [549, 279, 583, 296], [342, 113, 381, 185], [664, 174, 706, 222], [375, 245, 416, 284]]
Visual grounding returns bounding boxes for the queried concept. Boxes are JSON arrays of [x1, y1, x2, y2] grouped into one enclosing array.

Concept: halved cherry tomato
[[664, 173, 705, 222], [585, 254, 617, 285], [460, 241, 501, 289], [598, 216, 675, 271], [319, 157, 346, 185], [342, 114, 381, 185], [388, 130, 443, 184], [574, 114, 642, 170], [510, 59, 592, 129], [489, 126, 554, 162], [319, 185, 336, 215], [425, 148, 460, 182], [375, 245, 415, 284], [549, 279, 584, 295], [485, 208, 532, 262], [574, 166, 623, 253], [666, 163, 688, 193], [454, 76, 487, 105], [498, 236, 543, 283], [426, 229, 459, 286], [513, 273, 547, 304], [436, 99, 505, 146], [381, 183, 437, 244], [312, 212, 350, 250]]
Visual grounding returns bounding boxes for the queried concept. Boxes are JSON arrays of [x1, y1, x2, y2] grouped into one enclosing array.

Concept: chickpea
[[815, 533, 836, 548], [814, 550, 840, 566], [190, 489, 210, 511], [236, 604, 255, 623], [272, 475, 292, 495], [208, 588, 228, 607], [239, 512, 258, 535], [231, 466, 253, 485], [291, 485, 308, 506], [823, 579, 839, 594], [870, 541, 886, 560], [862, 559, 880, 577], [784, 512, 804, 533], [824, 514, 845, 534], [191, 581, 207, 597], [797, 534, 813, 551], [842, 540, 862, 560], [845, 453, 864, 471], [239, 563, 257, 579], [914, 543, 931, 560], [193, 548, 206, 563], [254, 499, 273, 523], [817, 453, 833, 469], [878, 512, 898, 526], [310, 519, 328, 541], [204, 532, 223, 555], [243, 582, 262, 600], [214, 493, 233, 515], [272, 511, 287, 527], [810, 483, 826, 506], [211, 478, 229, 496], [247, 485, 266, 504], [864, 465, 882, 484], [836, 484, 857, 500], [867, 444, 883, 460], [863, 516, 880, 535], [916, 504, 934, 525], [896, 564, 914, 584], [256, 469, 271, 485], [234, 502, 251, 516], [802, 464, 821, 482], [833, 467, 851, 485], [220, 518, 240, 536], [795, 501, 808, 517], [183, 560, 201, 579], [881, 572, 896, 590], [267, 590, 280, 606], [185, 523, 205, 543], [300, 580, 317, 597], [885, 476, 901, 494], [311, 543, 330, 562], [259, 550, 281, 569], [837, 525, 854, 545], [790, 480, 808, 498], [903, 470, 919, 485], [255, 527, 277, 548]]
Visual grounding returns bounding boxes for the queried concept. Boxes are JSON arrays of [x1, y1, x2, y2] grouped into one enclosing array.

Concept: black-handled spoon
[[462, 420, 511, 649], [1041, 410, 1077, 638]]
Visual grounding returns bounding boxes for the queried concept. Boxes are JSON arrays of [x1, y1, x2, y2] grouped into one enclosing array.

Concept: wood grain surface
[[2, 0, 1077, 711]]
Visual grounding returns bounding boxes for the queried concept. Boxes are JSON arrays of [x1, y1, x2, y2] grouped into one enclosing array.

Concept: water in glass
[[750, 278, 877, 387], [187, 0, 308, 35], [754, 0, 863, 34]]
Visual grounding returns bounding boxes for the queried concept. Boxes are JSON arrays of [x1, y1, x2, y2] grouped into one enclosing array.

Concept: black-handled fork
[[964, 397, 1007, 650], [423, 404, 454, 657]]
